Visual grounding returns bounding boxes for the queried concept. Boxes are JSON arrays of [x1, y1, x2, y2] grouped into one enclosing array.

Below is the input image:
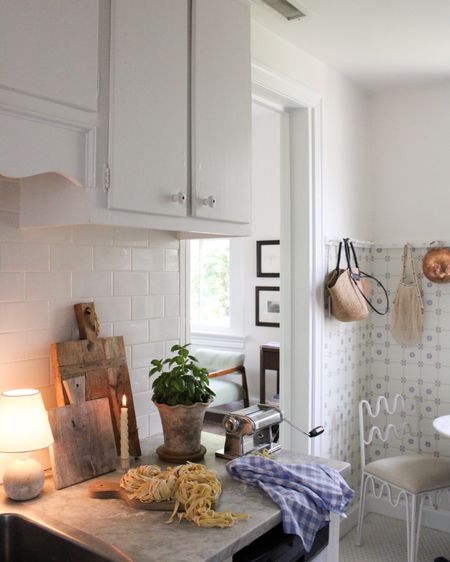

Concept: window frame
[[186, 238, 244, 341]]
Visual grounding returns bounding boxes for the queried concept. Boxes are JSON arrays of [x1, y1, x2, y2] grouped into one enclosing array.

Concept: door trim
[[252, 61, 324, 454]]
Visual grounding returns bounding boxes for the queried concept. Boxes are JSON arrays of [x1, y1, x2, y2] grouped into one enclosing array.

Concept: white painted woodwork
[[108, 0, 189, 218], [2, 0, 252, 237], [0, 113, 94, 187], [192, 0, 252, 223], [0, 0, 99, 111]]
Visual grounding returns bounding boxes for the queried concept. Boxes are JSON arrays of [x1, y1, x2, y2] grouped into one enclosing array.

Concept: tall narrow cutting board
[[48, 377, 117, 489], [51, 336, 141, 457]]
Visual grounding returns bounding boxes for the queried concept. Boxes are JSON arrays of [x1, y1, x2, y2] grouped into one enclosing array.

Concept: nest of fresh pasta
[[120, 463, 249, 528]]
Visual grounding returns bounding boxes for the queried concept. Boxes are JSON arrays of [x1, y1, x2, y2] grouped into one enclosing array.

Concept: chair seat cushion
[[195, 348, 245, 373], [365, 454, 450, 494], [209, 379, 244, 407]]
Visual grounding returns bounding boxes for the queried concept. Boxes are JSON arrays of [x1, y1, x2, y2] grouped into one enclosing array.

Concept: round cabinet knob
[[201, 195, 217, 208], [171, 192, 186, 204]]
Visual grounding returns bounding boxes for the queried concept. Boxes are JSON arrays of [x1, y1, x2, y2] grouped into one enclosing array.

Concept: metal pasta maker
[[215, 404, 283, 460]]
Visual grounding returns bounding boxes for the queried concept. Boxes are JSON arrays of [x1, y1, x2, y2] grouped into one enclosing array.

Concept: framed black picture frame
[[255, 286, 280, 327], [256, 240, 280, 278]]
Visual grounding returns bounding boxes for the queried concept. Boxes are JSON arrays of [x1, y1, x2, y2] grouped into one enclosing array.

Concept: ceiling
[[251, 0, 450, 92]]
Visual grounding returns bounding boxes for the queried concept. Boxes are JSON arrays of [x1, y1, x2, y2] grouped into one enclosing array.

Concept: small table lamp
[[0, 389, 54, 501]]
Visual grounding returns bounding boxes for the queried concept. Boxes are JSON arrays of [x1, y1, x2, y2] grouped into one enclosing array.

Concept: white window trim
[[185, 238, 245, 343], [190, 331, 246, 352]]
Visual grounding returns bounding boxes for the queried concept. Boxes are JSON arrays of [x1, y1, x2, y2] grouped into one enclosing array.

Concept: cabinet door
[[192, 0, 251, 224], [108, 0, 188, 217], [0, 0, 99, 111]]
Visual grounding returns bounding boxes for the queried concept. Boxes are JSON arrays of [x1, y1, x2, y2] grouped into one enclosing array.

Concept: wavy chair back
[[359, 394, 416, 469]]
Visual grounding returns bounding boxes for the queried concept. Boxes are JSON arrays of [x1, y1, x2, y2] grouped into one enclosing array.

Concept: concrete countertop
[[0, 433, 350, 562]]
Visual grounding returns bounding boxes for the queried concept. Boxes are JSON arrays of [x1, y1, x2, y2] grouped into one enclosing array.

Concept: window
[[190, 238, 230, 331], [189, 238, 243, 336]]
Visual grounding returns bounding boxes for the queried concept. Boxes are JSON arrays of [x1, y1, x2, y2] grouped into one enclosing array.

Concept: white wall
[[251, 20, 371, 469], [368, 80, 450, 243], [241, 103, 282, 400], [0, 178, 181, 478], [252, 21, 371, 241]]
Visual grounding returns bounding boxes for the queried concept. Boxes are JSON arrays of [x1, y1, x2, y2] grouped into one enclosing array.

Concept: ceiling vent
[[260, 0, 306, 21]]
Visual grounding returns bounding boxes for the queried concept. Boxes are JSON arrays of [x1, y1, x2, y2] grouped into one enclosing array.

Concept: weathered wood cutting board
[[51, 335, 141, 458], [88, 480, 184, 512], [48, 377, 117, 489]]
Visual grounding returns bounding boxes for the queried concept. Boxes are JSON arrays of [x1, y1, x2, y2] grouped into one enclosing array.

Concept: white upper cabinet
[[107, 0, 189, 217], [0, 0, 99, 185], [0, 0, 99, 111], [191, 0, 251, 224], [5, 0, 252, 236]]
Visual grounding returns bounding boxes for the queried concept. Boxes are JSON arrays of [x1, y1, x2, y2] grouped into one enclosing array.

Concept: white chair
[[357, 394, 450, 562]]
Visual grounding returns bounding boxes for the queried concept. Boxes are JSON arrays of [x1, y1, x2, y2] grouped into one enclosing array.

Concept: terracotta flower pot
[[154, 401, 210, 463]]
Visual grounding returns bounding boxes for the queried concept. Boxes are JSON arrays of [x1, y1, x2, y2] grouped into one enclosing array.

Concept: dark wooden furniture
[[260, 342, 280, 404], [233, 522, 328, 562]]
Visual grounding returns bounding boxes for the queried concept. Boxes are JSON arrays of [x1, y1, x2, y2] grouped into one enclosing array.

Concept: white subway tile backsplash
[[0, 272, 25, 302], [132, 391, 152, 418], [149, 411, 162, 436], [150, 318, 180, 342], [114, 272, 148, 296], [1, 243, 49, 271], [130, 368, 150, 394], [113, 320, 148, 345], [132, 248, 164, 272], [0, 181, 181, 444], [49, 299, 79, 330], [164, 249, 179, 271], [0, 357, 51, 390], [150, 272, 179, 295], [26, 272, 71, 300], [94, 246, 131, 271], [132, 295, 163, 320], [95, 297, 130, 322], [125, 345, 132, 368], [164, 340, 180, 357], [51, 245, 93, 272], [136, 415, 149, 440], [72, 271, 113, 298], [0, 301, 49, 333], [164, 295, 180, 317], [0, 327, 71, 363], [98, 322, 113, 338], [132, 342, 165, 369]]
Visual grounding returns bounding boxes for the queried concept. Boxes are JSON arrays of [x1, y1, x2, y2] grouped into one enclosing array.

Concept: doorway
[[252, 63, 323, 455]]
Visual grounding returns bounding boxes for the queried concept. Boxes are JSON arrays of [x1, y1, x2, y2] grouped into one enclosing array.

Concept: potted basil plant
[[150, 344, 215, 463]]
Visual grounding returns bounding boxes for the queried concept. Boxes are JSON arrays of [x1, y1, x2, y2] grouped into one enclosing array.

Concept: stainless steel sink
[[0, 512, 126, 562]]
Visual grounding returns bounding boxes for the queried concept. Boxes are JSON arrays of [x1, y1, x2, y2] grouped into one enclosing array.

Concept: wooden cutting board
[[48, 377, 117, 490], [51, 335, 141, 458], [88, 480, 184, 512]]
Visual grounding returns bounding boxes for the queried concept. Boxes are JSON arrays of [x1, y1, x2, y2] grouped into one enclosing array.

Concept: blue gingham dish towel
[[226, 456, 354, 552]]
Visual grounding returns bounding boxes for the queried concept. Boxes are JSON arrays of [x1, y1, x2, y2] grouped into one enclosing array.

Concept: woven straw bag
[[327, 239, 389, 322]]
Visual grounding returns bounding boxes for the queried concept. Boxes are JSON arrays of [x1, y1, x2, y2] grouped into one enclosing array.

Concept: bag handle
[[334, 242, 343, 272], [343, 238, 360, 271], [354, 270, 390, 315], [343, 238, 390, 316]]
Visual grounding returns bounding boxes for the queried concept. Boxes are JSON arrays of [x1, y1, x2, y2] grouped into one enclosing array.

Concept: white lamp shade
[[0, 389, 54, 453]]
